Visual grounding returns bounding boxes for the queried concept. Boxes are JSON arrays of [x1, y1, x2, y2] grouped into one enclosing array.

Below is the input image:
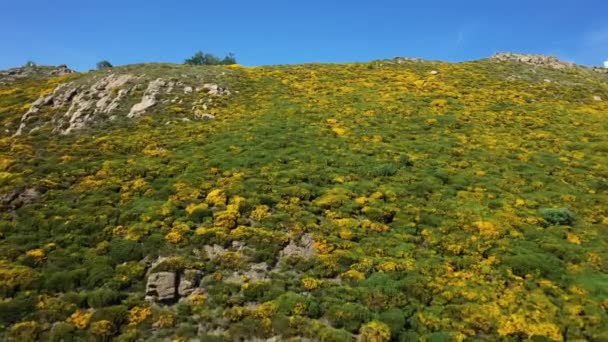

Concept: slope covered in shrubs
[[0, 57, 607, 341]]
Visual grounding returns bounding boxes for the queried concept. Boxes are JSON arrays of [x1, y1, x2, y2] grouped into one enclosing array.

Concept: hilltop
[[0, 54, 607, 341]]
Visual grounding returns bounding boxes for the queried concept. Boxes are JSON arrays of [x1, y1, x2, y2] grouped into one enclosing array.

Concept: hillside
[[1, 55, 607, 341]]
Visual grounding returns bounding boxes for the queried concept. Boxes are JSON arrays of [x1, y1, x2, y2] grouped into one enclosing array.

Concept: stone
[[197, 83, 230, 96], [593, 96, 602, 101], [203, 244, 227, 260], [178, 269, 203, 297], [194, 111, 215, 120], [145, 272, 177, 302], [1, 188, 40, 210], [128, 78, 168, 118], [280, 233, 316, 259], [184, 86, 193, 94], [430, 70, 439, 75]]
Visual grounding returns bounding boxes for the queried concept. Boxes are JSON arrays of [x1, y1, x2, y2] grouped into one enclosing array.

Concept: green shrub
[[47, 322, 75, 341], [91, 305, 129, 327], [0, 295, 36, 325], [109, 239, 144, 264], [539, 207, 575, 225], [379, 308, 406, 336], [87, 288, 122, 308], [96, 60, 113, 70], [371, 163, 399, 177], [326, 302, 372, 333]]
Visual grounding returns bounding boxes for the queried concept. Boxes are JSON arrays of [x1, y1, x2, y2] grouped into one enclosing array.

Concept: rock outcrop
[[0, 65, 75, 85], [14, 72, 231, 135], [145, 269, 203, 304], [491, 53, 575, 69], [279, 233, 316, 259], [15, 73, 138, 135], [592, 66, 608, 74], [145, 272, 177, 302]]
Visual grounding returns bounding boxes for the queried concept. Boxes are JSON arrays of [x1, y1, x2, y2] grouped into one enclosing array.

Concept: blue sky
[[1, 0, 607, 70]]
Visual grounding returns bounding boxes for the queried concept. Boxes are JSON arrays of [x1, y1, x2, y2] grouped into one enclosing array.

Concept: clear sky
[[1, 0, 607, 70]]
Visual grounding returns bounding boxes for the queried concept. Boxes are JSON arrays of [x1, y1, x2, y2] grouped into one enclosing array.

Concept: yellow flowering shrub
[[302, 277, 321, 291], [128, 306, 152, 326], [358, 321, 391, 342], [90, 320, 114, 336], [153, 313, 176, 329], [341, 269, 366, 281], [165, 231, 183, 244], [206, 189, 227, 206], [250, 205, 271, 220], [68, 310, 93, 329], [25, 248, 46, 262]]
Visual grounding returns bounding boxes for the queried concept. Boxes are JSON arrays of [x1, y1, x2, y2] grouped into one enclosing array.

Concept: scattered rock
[[203, 244, 228, 260], [196, 83, 230, 96], [280, 233, 316, 259], [0, 188, 40, 210], [593, 95, 602, 101], [491, 52, 575, 69], [184, 86, 193, 94], [430, 70, 439, 75], [225, 262, 270, 285], [178, 269, 203, 297], [194, 110, 215, 120]]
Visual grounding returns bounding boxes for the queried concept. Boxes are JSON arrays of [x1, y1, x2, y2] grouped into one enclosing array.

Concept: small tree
[[221, 53, 237, 65], [185, 51, 237, 65], [24, 61, 36, 67], [96, 60, 113, 70]]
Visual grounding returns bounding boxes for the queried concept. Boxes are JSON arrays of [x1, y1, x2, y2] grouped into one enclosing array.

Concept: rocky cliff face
[[13, 69, 231, 135]]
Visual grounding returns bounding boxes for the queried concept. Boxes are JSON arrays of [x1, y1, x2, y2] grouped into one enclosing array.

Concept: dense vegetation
[[0, 58, 607, 341]]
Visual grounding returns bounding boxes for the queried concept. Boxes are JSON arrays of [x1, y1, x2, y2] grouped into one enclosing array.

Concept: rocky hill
[[0, 55, 607, 341]]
